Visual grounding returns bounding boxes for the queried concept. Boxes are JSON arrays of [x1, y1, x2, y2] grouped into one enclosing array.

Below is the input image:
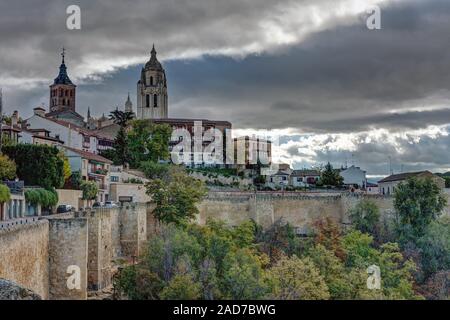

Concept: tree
[[313, 217, 347, 260], [109, 109, 134, 127], [3, 144, 64, 189], [320, 162, 343, 187], [0, 154, 16, 180], [394, 177, 447, 238], [127, 120, 172, 167], [349, 199, 380, 236], [59, 152, 72, 182], [108, 109, 134, 166], [416, 217, 450, 278], [113, 127, 130, 166], [145, 166, 207, 225], [265, 255, 330, 300], [81, 181, 98, 200], [256, 219, 301, 263], [342, 230, 420, 299], [160, 274, 201, 300], [24, 188, 58, 208], [221, 248, 268, 299], [140, 161, 170, 180]]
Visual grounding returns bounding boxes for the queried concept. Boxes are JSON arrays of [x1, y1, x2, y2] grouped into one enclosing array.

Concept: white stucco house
[[290, 170, 321, 187], [24, 107, 112, 154], [378, 171, 445, 196], [340, 165, 367, 189]]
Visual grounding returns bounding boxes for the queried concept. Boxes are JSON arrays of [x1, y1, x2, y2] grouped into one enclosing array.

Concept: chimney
[[33, 107, 46, 117], [11, 110, 18, 127]]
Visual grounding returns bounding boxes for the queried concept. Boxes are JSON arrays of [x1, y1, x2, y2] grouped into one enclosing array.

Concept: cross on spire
[[61, 47, 66, 64]]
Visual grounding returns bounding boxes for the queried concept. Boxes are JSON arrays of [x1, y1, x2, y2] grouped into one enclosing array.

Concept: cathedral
[[136, 45, 168, 119]]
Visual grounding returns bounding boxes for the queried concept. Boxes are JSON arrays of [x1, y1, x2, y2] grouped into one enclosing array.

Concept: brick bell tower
[[49, 48, 76, 113]]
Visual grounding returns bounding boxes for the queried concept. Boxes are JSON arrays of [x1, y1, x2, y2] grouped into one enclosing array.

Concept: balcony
[[2, 181, 24, 194]]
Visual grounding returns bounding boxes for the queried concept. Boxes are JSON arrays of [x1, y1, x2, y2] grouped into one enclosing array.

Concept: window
[[150, 76, 154, 86], [111, 176, 119, 182], [146, 94, 150, 108], [153, 94, 158, 108]]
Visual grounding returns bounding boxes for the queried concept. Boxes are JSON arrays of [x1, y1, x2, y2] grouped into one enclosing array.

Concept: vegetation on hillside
[[114, 176, 449, 300]]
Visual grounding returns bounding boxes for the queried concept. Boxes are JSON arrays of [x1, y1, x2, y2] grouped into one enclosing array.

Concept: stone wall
[[0, 218, 49, 299], [197, 191, 450, 231], [197, 192, 345, 229], [109, 183, 151, 203], [48, 216, 88, 300], [120, 204, 147, 258], [86, 209, 113, 291], [56, 189, 83, 211]]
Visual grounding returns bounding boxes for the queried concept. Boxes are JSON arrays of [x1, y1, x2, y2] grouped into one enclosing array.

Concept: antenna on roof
[[389, 156, 393, 175]]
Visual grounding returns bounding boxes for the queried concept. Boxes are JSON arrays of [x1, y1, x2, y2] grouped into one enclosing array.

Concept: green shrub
[[81, 181, 98, 200], [0, 184, 11, 203], [25, 188, 58, 207]]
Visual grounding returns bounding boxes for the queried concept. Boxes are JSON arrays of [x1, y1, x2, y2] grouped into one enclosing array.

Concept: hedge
[[25, 188, 58, 207]]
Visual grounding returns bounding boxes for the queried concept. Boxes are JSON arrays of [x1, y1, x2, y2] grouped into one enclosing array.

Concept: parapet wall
[[197, 192, 345, 229], [0, 218, 49, 299], [197, 192, 400, 229], [48, 216, 88, 300]]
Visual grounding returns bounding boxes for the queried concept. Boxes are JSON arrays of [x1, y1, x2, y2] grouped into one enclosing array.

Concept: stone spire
[[125, 92, 133, 113], [145, 44, 163, 71], [87, 106, 91, 119], [53, 47, 73, 85]]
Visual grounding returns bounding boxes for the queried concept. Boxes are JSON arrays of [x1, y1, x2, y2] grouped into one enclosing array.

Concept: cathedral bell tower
[[137, 45, 168, 119], [49, 48, 76, 114]]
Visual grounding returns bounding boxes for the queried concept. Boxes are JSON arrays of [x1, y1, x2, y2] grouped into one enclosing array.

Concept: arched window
[[150, 76, 154, 86], [65, 90, 68, 96], [153, 94, 158, 108], [146, 94, 150, 108]]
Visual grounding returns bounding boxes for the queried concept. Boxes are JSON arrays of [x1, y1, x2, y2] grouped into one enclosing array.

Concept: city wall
[[0, 204, 148, 300], [197, 192, 398, 230], [0, 218, 49, 299], [1, 190, 448, 299]]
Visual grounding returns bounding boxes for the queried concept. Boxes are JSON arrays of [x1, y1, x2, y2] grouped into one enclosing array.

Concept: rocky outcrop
[[0, 279, 42, 300]]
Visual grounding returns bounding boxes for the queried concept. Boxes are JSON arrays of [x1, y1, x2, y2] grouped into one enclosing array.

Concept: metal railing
[[2, 180, 24, 194]]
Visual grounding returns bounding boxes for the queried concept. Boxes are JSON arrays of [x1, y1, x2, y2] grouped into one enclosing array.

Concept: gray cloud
[[2, 0, 450, 175]]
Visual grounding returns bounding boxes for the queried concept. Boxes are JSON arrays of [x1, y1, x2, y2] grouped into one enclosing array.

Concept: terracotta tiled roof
[[64, 146, 112, 164], [43, 116, 112, 141], [378, 171, 432, 183]]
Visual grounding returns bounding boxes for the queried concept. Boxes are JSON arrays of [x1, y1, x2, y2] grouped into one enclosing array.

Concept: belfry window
[[153, 94, 158, 108], [150, 76, 154, 86], [146, 94, 150, 108]]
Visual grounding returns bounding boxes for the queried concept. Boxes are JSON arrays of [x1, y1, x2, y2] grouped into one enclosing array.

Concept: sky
[[1, 0, 450, 178]]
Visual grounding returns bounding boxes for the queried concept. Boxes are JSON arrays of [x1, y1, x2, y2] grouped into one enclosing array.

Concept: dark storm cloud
[[2, 0, 450, 174]]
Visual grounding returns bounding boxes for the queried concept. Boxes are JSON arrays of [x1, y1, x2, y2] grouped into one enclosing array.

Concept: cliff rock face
[[0, 279, 42, 300]]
